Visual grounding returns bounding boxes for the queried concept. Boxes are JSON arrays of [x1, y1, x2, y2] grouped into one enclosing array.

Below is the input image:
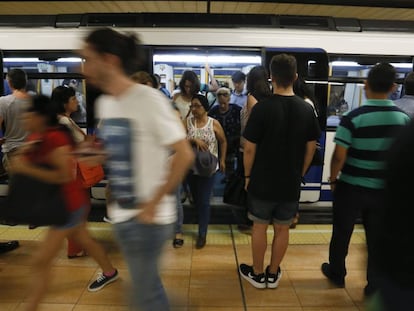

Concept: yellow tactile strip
[[0, 224, 366, 245]]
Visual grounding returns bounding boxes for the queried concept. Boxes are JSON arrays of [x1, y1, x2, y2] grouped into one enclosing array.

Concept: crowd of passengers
[[133, 64, 320, 248], [0, 27, 413, 311]]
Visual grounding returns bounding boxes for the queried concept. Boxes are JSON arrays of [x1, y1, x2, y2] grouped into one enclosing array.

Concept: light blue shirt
[[394, 95, 414, 118], [230, 91, 247, 108]]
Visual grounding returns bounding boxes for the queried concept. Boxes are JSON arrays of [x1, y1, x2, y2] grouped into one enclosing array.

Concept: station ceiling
[[0, 0, 413, 21]]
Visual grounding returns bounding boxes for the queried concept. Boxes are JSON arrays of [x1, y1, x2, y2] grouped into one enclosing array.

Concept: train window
[[328, 55, 413, 128], [2, 56, 87, 125]]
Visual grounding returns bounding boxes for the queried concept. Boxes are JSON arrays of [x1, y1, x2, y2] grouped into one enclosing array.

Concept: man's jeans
[[114, 218, 174, 311]]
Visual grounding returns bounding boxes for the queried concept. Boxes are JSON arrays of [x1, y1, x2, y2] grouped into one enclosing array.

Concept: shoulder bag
[[1, 173, 69, 226]]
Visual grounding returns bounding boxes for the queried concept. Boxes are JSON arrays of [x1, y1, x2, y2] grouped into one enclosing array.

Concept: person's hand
[[205, 63, 212, 74], [244, 177, 250, 191], [219, 160, 226, 173], [194, 139, 208, 151], [136, 201, 157, 224]]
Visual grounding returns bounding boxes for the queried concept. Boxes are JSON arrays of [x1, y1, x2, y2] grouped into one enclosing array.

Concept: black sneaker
[[321, 263, 345, 288], [239, 264, 266, 289], [0, 240, 19, 254], [266, 266, 282, 289], [88, 269, 119, 292], [195, 236, 206, 249]]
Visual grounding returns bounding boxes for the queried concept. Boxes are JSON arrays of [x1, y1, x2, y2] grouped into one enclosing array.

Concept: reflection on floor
[[0, 223, 369, 311]]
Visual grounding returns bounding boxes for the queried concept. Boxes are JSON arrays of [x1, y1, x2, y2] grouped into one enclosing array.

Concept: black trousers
[[329, 181, 385, 291]]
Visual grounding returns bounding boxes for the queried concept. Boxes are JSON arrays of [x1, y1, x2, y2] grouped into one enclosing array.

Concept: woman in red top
[[8, 95, 118, 311]]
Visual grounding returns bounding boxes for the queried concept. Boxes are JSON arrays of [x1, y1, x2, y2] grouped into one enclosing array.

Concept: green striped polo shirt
[[334, 99, 410, 189]]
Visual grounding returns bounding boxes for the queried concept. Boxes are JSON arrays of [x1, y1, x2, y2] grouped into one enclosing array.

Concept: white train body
[[0, 27, 412, 206]]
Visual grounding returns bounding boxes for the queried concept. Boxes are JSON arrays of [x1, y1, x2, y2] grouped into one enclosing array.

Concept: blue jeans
[[113, 218, 174, 311], [188, 172, 215, 237]]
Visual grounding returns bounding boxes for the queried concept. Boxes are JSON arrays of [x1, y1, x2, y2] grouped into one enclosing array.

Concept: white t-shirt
[[96, 84, 186, 224]]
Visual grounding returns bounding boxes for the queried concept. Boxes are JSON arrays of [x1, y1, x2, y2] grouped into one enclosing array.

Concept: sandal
[[67, 250, 88, 259], [173, 238, 184, 248]]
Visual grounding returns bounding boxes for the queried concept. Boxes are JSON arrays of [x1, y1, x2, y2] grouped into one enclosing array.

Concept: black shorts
[[247, 194, 297, 225]]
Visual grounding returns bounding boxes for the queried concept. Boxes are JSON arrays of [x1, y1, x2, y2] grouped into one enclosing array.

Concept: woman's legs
[[70, 222, 115, 274], [67, 197, 91, 257], [188, 173, 215, 245], [71, 223, 115, 274], [25, 227, 71, 311]]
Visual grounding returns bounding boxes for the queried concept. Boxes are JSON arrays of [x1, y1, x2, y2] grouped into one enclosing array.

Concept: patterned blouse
[[186, 116, 218, 158]]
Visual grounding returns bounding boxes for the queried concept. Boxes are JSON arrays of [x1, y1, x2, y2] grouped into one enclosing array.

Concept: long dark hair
[[246, 66, 272, 100], [51, 86, 76, 114], [179, 71, 201, 96]]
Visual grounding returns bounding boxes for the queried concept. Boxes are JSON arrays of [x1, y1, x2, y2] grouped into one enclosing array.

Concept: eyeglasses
[[217, 93, 230, 97]]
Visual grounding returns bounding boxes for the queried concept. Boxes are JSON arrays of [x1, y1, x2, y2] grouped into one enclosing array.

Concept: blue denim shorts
[[247, 194, 297, 225], [54, 205, 88, 230]]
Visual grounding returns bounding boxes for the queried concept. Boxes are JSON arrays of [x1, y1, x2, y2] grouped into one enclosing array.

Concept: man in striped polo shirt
[[321, 63, 410, 297]]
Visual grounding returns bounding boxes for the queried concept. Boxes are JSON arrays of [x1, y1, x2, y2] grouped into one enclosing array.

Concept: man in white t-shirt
[[81, 28, 194, 311]]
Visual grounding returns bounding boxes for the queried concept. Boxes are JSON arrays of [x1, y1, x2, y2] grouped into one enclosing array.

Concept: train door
[[152, 47, 262, 199], [264, 48, 329, 203]]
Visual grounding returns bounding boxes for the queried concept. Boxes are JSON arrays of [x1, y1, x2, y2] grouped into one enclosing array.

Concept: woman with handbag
[[186, 94, 227, 249], [52, 85, 95, 258], [8, 95, 118, 311]]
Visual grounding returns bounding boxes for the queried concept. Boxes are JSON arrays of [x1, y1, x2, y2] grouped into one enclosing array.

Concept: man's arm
[[243, 139, 256, 190], [330, 144, 348, 190], [302, 140, 317, 176]]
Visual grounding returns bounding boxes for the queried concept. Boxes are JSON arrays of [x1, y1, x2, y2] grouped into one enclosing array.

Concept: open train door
[[263, 48, 329, 203]]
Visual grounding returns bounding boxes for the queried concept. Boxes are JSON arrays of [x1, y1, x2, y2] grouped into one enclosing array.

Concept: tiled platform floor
[[0, 223, 369, 310]]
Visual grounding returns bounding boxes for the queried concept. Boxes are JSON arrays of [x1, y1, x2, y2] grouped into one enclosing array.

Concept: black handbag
[[311, 142, 324, 166], [223, 174, 247, 207], [1, 173, 69, 226]]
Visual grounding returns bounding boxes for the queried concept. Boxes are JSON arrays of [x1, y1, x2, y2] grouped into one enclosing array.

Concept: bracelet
[[244, 176, 250, 178]]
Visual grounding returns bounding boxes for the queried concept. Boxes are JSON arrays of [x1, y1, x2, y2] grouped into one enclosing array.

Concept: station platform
[[0, 223, 369, 310]]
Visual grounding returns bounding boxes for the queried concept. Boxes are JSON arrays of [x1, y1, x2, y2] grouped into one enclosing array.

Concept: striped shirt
[[335, 99, 410, 189]]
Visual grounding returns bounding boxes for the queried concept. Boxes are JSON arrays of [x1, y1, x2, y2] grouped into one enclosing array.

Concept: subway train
[[0, 26, 413, 210]]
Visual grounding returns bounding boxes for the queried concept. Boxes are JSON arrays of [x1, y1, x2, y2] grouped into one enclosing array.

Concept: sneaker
[[321, 263, 345, 288], [195, 236, 206, 249], [266, 266, 282, 289], [103, 216, 113, 224], [0, 240, 19, 254], [239, 264, 266, 289], [88, 269, 119, 292]]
